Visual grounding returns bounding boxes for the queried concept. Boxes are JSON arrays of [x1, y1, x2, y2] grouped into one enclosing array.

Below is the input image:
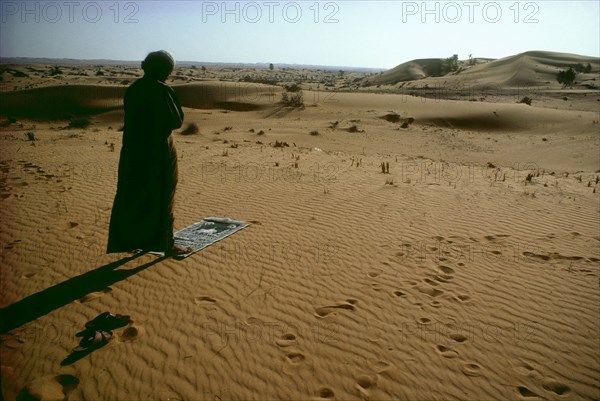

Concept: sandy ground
[[0, 55, 599, 400]]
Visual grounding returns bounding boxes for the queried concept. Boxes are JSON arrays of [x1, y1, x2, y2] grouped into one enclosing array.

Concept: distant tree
[[557, 67, 576, 87], [201, 66, 206, 72], [442, 54, 459, 74], [339, 69, 344, 77], [50, 66, 62, 76], [269, 63, 274, 70], [281, 90, 304, 107], [468, 54, 474, 66], [573, 63, 593, 74], [284, 83, 302, 92]]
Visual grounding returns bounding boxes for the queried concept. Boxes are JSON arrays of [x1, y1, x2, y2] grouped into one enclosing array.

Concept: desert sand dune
[[372, 50, 599, 88], [0, 82, 283, 119], [0, 56, 599, 400], [0, 85, 124, 119]]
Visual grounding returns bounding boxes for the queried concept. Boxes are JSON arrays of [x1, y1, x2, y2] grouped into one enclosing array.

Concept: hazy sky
[[1, 1, 598, 69]]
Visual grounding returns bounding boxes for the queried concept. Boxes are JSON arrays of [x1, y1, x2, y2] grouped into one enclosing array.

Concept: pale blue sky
[[1, 1, 598, 68]]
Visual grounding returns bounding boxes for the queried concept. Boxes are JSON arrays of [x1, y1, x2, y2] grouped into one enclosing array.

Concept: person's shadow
[[0, 252, 165, 334]]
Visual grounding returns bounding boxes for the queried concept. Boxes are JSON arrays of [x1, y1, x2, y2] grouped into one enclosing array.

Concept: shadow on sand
[[0, 252, 166, 334]]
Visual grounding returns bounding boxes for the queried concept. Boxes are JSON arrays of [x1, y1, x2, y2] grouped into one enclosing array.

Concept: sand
[[0, 52, 599, 400]]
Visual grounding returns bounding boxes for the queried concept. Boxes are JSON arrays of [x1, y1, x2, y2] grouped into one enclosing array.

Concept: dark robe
[[107, 76, 184, 253]]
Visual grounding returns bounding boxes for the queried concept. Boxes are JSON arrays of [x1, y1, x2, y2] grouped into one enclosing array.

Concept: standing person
[[107, 50, 189, 257]]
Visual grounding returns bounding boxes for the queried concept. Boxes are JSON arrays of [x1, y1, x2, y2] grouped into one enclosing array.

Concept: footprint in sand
[[513, 363, 535, 376], [517, 386, 541, 398], [119, 325, 143, 342], [449, 333, 468, 343], [430, 300, 442, 308], [194, 296, 217, 305], [17, 374, 79, 401], [77, 287, 112, 303], [454, 294, 471, 303], [461, 362, 482, 377], [423, 278, 439, 286], [315, 386, 335, 399], [436, 345, 459, 358], [415, 285, 444, 298], [21, 272, 37, 279], [314, 300, 357, 318], [513, 363, 543, 380], [367, 271, 381, 278], [393, 290, 406, 297], [276, 333, 297, 348], [282, 349, 309, 375], [438, 265, 455, 275], [435, 275, 452, 283], [541, 378, 571, 396], [286, 351, 306, 364], [513, 364, 571, 396], [355, 374, 377, 398], [369, 360, 391, 374]]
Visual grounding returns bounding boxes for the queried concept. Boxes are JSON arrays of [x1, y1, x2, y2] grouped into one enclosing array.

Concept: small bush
[[273, 141, 289, 148], [25, 132, 36, 141], [310, 130, 320, 136], [284, 83, 302, 92], [518, 96, 532, 105], [557, 68, 576, 87], [381, 113, 401, 123], [50, 66, 62, 76], [573, 63, 592, 73], [400, 117, 415, 129], [68, 117, 90, 129], [281, 90, 304, 108]]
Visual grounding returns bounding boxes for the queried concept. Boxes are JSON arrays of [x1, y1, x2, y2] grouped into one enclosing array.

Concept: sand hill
[[372, 51, 599, 88]]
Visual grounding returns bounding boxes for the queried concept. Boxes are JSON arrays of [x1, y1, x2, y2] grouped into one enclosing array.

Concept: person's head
[[141, 50, 175, 82]]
